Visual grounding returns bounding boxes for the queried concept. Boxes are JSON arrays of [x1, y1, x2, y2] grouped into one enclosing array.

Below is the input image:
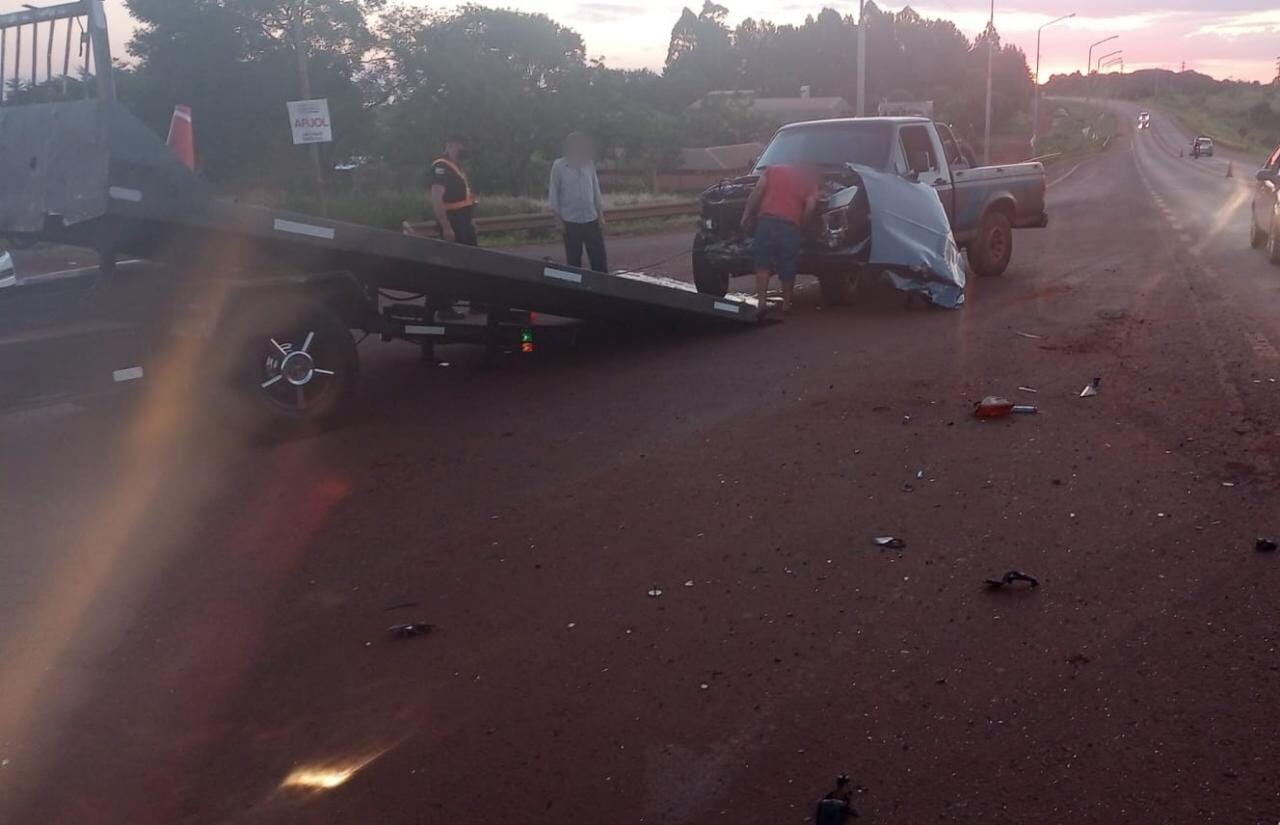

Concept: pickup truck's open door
[[899, 122, 955, 226]]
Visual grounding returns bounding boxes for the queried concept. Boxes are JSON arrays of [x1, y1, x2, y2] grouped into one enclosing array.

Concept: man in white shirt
[[548, 132, 608, 273]]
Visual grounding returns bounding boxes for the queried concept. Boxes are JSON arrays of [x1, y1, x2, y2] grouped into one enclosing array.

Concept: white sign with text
[[287, 99, 333, 145]]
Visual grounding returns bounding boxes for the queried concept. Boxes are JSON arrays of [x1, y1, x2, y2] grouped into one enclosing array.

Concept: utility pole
[[856, 0, 867, 117], [1032, 12, 1075, 151], [292, 1, 328, 216], [983, 0, 994, 165]]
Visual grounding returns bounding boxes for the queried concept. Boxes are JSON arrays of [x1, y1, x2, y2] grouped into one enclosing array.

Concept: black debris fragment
[[814, 774, 861, 824], [388, 622, 435, 639], [984, 570, 1040, 590], [872, 537, 907, 550], [1257, 538, 1278, 553]]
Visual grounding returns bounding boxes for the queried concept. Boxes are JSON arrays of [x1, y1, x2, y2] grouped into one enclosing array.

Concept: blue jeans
[[753, 216, 803, 282]]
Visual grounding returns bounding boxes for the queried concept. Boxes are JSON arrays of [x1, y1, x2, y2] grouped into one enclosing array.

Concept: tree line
[[32, 1, 1037, 197]]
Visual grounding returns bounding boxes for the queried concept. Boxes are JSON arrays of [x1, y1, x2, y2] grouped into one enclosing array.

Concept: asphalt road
[[3, 108, 1280, 824]]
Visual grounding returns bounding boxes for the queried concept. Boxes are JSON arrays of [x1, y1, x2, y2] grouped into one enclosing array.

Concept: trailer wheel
[[221, 297, 359, 432], [968, 209, 1014, 278], [818, 270, 861, 306], [693, 250, 730, 297]]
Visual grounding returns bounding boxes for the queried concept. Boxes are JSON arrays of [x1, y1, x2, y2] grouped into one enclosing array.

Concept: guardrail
[[402, 201, 699, 237]]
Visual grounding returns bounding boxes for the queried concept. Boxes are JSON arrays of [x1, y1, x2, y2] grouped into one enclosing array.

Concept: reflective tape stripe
[[543, 267, 583, 284], [273, 219, 335, 240], [108, 186, 143, 203], [713, 301, 741, 314], [404, 325, 447, 336], [113, 366, 144, 383]]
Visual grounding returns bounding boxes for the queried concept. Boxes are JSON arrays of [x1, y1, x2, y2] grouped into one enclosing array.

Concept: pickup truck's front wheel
[[969, 210, 1014, 278], [818, 270, 861, 306], [692, 246, 730, 297]]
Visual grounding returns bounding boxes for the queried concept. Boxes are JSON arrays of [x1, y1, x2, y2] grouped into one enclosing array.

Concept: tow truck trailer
[[0, 1, 757, 431]]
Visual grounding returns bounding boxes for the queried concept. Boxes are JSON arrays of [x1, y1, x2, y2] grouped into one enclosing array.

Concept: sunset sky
[[6, 1, 1279, 84]]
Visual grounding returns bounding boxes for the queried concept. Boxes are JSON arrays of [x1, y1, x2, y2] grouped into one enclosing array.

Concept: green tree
[[122, 0, 381, 185]]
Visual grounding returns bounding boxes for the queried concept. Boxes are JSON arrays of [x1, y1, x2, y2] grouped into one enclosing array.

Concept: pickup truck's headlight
[[821, 208, 848, 249]]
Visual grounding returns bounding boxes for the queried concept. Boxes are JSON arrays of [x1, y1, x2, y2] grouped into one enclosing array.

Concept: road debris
[[388, 622, 434, 639], [984, 570, 1040, 590], [974, 396, 1039, 418], [1017, 386, 1039, 394], [873, 536, 907, 549], [1080, 377, 1101, 398], [647, 586, 664, 598], [684, 580, 695, 588], [1256, 538, 1278, 553], [1014, 331, 1044, 340], [814, 775, 860, 825]]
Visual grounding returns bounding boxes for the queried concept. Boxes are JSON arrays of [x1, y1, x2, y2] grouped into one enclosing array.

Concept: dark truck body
[[692, 117, 1048, 300]]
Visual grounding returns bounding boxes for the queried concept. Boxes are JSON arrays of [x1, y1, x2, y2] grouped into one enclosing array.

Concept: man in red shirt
[[740, 164, 820, 315]]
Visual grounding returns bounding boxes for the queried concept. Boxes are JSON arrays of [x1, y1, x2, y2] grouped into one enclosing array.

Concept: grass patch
[[1037, 101, 1117, 162], [261, 187, 691, 231]]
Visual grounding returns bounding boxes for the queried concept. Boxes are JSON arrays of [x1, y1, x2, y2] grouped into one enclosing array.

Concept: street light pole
[[856, 0, 867, 117], [1096, 49, 1123, 73], [1086, 35, 1118, 103], [983, 0, 994, 165], [1032, 12, 1076, 150]]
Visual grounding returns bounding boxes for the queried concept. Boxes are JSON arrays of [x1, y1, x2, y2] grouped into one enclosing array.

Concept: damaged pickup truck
[[693, 117, 1048, 307]]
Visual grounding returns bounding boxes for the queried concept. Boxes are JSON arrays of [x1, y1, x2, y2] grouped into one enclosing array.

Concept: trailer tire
[[969, 209, 1014, 278], [818, 270, 861, 306], [220, 296, 359, 434], [693, 251, 730, 298]]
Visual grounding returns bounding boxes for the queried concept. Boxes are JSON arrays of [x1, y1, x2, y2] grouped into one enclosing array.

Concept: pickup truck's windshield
[[756, 123, 894, 173]]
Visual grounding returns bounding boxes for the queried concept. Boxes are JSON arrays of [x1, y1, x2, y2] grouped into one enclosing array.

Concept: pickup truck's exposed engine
[[693, 172, 872, 305]]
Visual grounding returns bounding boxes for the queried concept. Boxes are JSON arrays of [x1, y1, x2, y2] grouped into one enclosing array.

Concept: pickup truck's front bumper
[[694, 232, 873, 279]]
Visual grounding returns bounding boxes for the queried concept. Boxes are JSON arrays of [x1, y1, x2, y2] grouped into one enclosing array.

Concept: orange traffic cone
[[166, 104, 196, 171]]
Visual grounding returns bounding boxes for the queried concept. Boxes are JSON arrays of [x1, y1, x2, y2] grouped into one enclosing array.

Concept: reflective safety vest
[[434, 157, 477, 211]]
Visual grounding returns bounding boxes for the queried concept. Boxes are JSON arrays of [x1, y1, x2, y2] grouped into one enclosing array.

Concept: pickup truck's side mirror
[[1257, 169, 1278, 184]]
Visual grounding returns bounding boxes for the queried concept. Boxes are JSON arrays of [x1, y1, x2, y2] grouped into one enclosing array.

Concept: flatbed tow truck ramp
[[0, 1, 756, 431]]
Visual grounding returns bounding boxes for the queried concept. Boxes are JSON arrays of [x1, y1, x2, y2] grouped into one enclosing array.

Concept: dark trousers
[[563, 220, 607, 272], [441, 208, 478, 246]]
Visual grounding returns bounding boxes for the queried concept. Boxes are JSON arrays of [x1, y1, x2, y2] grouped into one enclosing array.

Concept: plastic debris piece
[[1014, 331, 1044, 340], [647, 586, 664, 598], [1257, 538, 1278, 553], [975, 397, 1039, 418], [1080, 377, 1101, 398], [1017, 386, 1039, 394], [916, 470, 925, 479], [983, 570, 1040, 590], [388, 622, 434, 639], [683, 580, 695, 588], [873, 537, 907, 549]]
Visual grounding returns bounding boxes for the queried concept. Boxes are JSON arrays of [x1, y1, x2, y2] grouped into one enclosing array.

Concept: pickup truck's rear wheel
[[692, 248, 730, 297], [220, 296, 359, 433], [818, 270, 861, 306], [969, 210, 1014, 278], [1268, 215, 1280, 266]]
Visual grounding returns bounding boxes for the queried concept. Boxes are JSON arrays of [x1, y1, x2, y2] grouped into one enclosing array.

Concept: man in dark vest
[[430, 135, 478, 246]]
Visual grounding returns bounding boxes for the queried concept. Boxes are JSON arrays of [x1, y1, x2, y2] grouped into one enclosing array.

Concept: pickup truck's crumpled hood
[[852, 164, 967, 309]]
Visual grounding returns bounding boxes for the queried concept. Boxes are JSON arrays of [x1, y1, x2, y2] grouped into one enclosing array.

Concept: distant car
[[1250, 144, 1280, 265], [1138, 112, 1151, 129], [0, 250, 15, 288], [1193, 136, 1214, 157]]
